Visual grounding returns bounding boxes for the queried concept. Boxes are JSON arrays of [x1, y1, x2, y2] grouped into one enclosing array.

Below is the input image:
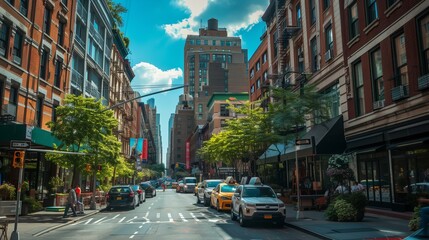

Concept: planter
[[0, 200, 22, 216]]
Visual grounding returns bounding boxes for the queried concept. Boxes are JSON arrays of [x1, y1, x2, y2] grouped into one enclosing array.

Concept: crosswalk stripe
[[127, 216, 137, 223], [93, 217, 106, 224], [190, 212, 200, 222], [156, 213, 160, 218], [179, 213, 188, 222], [168, 213, 173, 222], [118, 217, 126, 223]]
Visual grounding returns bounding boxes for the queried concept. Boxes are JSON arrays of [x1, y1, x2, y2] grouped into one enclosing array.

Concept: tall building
[[342, 0, 429, 210], [0, 0, 75, 192], [183, 18, 248, 125], [166, 113, 174, 172], [70, 0, 113, 104]]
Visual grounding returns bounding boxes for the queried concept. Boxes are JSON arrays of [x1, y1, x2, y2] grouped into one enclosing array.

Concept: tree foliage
[[46, 94, 121, 187], [106, 0, 127, 28]]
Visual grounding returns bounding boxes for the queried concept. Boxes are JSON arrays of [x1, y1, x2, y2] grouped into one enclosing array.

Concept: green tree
[[106, 0, 127, 28], [46, 94, 121, 188]]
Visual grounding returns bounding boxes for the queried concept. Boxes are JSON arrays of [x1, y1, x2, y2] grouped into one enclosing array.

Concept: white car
[[197, 179, 223, 206], [231, 177, 286, 227], [404, 182, 429, 193]]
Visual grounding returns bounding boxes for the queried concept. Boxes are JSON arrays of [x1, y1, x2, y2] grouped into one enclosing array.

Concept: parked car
[[176, 180, 184, 193], [106, 185, 139, 210], [404, 182, 429, 193], [197, 179, 223, 206], [131, 184, 145, 203], [182, 177, 197, 193], [231, 177, 286, 227], [210, 182, 238, 211], [140, 182, 157, 198]]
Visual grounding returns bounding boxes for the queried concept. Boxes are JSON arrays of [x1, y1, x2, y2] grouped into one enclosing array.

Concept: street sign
[[10, 140, 31, 149], [295, 138, 311, 145]]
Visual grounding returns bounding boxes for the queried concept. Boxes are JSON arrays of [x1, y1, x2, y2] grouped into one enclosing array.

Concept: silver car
[[197, 179, 223, 206], [231, 178, 286, 227]]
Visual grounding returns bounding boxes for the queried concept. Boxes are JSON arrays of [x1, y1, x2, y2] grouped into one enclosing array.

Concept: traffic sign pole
[[11, 165, 23, 240]]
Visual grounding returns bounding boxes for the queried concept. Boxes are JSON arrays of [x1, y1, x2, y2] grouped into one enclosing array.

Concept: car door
[[232, 186, 242, 214], [211, 184, 220, 206]]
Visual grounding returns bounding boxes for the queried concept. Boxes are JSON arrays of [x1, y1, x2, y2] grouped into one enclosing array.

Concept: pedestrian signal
[[12, 151, 25, 168]]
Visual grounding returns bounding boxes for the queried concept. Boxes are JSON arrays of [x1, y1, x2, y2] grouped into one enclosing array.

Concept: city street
[[33, 189, 319, 240]]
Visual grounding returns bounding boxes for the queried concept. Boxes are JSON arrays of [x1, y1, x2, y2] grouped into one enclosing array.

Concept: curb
[[33, 210, 99, 237], [284, 222, 333, 240]]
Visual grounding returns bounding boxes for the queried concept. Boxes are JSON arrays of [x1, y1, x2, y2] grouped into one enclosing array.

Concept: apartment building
[[342, 0, 429, 210], [0, 0, 74, 189]]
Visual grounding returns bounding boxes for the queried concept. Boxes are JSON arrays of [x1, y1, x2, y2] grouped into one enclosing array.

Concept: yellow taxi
[[210, 177, 238, 211]]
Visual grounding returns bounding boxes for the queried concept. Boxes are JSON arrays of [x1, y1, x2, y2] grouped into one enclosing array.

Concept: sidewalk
[[4, 204, 102, 240], [284, 205, 413, 240]]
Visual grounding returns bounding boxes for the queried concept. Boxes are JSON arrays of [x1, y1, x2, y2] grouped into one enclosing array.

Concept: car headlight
[[184, 185, 188, 188], [244, 203, 256, 208]]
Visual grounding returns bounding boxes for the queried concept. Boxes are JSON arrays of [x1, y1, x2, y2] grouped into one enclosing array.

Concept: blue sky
[[116, 0, 269, 165]]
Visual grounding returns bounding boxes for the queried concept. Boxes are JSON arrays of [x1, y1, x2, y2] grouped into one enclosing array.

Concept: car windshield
[[221, 185, 236, 193], [242, 187, 276, 198], [185, 179, 197, 183], [207, 181, 221, 187]]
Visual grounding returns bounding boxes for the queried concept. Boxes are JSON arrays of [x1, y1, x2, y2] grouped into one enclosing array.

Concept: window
[[54, 58, 63, 88], [419, 14, 429, 75], [36, 95, 44, 127], [366, 0, 378, 24], [198, 104, 202, 113], [250, 68, 254, 78], [0, 23, 10, 57], [52, 100, 59, 122], [310, 37, 318, 72], [262, 51, 267, 64], [323, 0, 330, 10], [263, 71, 268, 81], [10, 85, 18, 105], [58, 21, 65, 46], [273, 31, 278, 58], [370, 48, 384, 102], [40, 49, 49, 79], [250, 85, 255, 94], [325, 24, 333, 50], [387, 0, 397, 8], [5, 0, 14, 5], [296, 4, 302, 28], [212, 40, 216, 46], [309, 0, 316, 25], [61, 0, 68, 6], [393, 33, 408, 87], [353, 61, 365, 116], [297, 46, 304, 73], [44, 7, 52, 34], [12, 31, 23, 65], [256, 78, 261, 89], [220, 104, 229, 117], [348, 2, 359, 39], [256, 61, 260, 71], [20, 0, 28, 16]]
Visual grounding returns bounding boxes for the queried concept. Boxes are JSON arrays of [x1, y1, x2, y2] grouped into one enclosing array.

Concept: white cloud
[[132, 62, 183, 94], [163, 0, 268, 39]]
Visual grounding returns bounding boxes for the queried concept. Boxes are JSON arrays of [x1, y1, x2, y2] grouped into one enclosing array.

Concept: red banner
[[186, 141, 190, 170], [142, 139, 148, 160]]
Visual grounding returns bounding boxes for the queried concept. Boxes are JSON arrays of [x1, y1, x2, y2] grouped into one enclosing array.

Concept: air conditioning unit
[[1, 104, 17, 117], [391, 85, 408, 101], [325, 49, 332, 62], [373, 100, 385, 110], [418, 73, 429, 90]]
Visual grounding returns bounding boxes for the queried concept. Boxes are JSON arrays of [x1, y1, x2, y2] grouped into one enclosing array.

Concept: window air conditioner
[[372, 100, 385, 110], [418, 73, 429, 90]]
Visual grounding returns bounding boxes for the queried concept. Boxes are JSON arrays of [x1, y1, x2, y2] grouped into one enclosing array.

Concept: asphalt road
[[36, 189, 320, 240]]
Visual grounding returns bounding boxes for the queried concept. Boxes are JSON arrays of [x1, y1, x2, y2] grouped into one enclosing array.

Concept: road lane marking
[[118, 217, 126, 223], [83, 218, 93, 224], [190, 213, 200, 222], [145, 212, 149, 218], [156, 213, 160, 218], [112, 214, 120, 219], [168, 213, 173, 222], [127, 216, 137, 223], [179, 213, 188, 222], [93, 217, 107, 224]]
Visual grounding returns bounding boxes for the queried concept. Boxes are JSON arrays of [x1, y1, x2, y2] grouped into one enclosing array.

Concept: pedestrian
[[63, 187, 77, 218], [335, 183, 349, 194], [418, 197, 429, 237], [75, 184, 84, 214], [351, 180, 365, 193], [162, 182, 166, 192]]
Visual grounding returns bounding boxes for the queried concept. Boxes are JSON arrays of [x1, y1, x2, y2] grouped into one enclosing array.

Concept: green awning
[[0, 124, 61, 148]]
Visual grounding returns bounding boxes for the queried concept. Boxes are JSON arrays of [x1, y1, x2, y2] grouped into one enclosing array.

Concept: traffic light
[[85, 164, 91, 172], [97, 165, 102, 171], [12, 151, 25, 168]]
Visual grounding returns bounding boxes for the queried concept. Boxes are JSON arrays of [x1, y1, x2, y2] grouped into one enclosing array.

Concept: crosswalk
[[71, 211, 231, 225]]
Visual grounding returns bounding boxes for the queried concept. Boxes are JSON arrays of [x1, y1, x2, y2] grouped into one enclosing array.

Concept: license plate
[[264, 214, 272, 219], [116, 197, 122, 200]]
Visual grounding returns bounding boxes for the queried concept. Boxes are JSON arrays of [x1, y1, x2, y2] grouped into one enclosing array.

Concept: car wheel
[[196, 196, 201, 204], [231, 209, 237, 221], [216, 200, 220, 212], [137, 200, 140, 207], [239, 209, 247, 227]]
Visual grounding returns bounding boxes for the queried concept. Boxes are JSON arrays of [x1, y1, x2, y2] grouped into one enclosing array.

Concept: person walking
[[63, 187, 77, 218], [75, 184, 84, 214], [351, 180, 365, 193]]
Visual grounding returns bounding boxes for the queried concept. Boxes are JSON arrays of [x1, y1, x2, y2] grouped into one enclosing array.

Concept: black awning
[[265, 115, 346, 160]]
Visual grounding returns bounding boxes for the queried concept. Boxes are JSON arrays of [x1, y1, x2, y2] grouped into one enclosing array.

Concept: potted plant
[[0, 182, 20, 216], [49, 176, 64, 194]]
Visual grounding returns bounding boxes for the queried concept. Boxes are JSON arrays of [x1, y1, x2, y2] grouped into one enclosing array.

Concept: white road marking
[[83, 218, 93, 224], [156, 213, 160, 218], [118, 217, 126, 223], [168, 213, 173, 222], [190, 212, 200, 222], [93, 217, 106, 224], [127, 216, 138, 223], [112, 214, 120, 219], [179, 213, 188, 222], [145, 212, 149, 218]]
